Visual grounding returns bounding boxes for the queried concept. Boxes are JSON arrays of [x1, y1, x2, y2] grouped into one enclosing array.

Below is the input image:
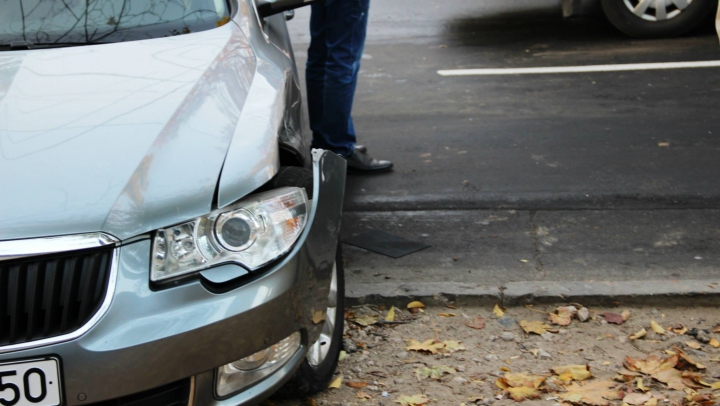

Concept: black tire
[[601, 0, 715, 38], [271, 166, 345, 397], [278, 245, 345, 397], [269, 166, 314, 199]]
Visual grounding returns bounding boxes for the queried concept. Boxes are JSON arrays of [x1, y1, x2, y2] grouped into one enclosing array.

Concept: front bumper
[[0, 151, 346, 405]]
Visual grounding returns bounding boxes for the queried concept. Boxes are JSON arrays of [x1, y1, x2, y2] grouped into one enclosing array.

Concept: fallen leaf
[[465, 317, 486, 330], [507, 386, 542, 402], [658, 142, 670, 147], [559, 380, 622, 406], [651, 320, 666, 335], [710, 338, 720, 348], [500, 373, 546, 389], [602, 312, 626, 325], [438, 313, 456, 317], [682, 371, 710, 389], [625, 355, 679, 375], [338, 350, 348, 362], [328, 375, 342, 389], [416, 366, 455, 380], [357, 391, 372, 400], [386, 306, 396, 322], [630, 328, 648, 340], [312, 310, 326, 324], [713, 325, 720, 334], [395, 394, 430, 406], [549, 306, 577, 326], [711, 382, 720, 390], [493, 304, 505, 318], [624, 393, 653, 405], [407, 301, 425, 309], [645, 398, 658, 406], [686, 341, 702, 350], [441, 340, 466, 353], [346, 381, 367, 389], [407, 339, 445, 354], [671, 324, 688, 335], [674, 347, 707, 370], [621, 310, 632, 321], [520, 320, 553, 335], [353, 315, 378, 326], [636, 377, 648, 392], [652, 368, 685, 390], [552, 365, 592, 381]]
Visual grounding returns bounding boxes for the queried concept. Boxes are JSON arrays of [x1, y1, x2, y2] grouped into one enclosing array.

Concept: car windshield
[[0, 0, 230, 47]]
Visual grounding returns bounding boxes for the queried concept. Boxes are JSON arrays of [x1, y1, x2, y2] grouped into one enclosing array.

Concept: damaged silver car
[[0, 0, 346, 404]]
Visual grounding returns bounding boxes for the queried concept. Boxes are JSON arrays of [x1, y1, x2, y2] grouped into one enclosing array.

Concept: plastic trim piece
[[0, 232, 119, 261], [0, 248, 120, 354]]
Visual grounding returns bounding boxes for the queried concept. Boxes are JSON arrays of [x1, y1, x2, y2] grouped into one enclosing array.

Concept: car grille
[[0, 247, 113, 347], [88, 379, 191, 406]]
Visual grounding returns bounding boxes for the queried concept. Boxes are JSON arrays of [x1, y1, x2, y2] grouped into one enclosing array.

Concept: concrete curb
[[346, 279, 720, 307]]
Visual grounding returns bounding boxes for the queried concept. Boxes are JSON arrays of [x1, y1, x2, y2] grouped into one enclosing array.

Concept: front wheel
[[279, 245, 345, 396], [601, 0, 715, 38]]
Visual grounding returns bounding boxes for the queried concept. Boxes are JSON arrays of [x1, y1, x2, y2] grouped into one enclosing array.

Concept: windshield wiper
[[0, 41, 106, 51]]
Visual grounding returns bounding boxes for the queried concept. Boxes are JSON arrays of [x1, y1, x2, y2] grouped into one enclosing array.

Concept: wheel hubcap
[[623, 0, 692, 21], [306, 263, 338, 367]]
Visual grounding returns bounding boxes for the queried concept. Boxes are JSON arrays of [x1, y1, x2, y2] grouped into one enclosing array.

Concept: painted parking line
[[437, 60, 720, 76]]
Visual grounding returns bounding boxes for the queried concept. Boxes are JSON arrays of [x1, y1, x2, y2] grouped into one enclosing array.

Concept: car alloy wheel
[[622, 0, 692, 21], [306, 261, 338, 367]]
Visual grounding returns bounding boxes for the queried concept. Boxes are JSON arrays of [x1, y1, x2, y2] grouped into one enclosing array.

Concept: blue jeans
[[306, 0, 370, 157]]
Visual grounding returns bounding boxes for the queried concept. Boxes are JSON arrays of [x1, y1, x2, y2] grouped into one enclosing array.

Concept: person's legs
[[306, 2, 327, 148], [309, 0, 370, 157]]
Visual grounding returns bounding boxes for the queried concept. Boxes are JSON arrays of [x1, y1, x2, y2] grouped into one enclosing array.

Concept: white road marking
[[437, 60, 720, 76]]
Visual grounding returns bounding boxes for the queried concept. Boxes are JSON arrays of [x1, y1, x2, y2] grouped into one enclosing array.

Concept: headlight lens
[[151, 187, 309, 282]]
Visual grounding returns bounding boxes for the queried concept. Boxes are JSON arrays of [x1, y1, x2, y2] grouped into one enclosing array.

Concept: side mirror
[[256, 0, 318, 18]]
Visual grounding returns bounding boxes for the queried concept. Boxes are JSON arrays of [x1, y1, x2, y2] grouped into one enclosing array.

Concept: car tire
[[272, 166, 345, 397], [601, 0, 715, 38]]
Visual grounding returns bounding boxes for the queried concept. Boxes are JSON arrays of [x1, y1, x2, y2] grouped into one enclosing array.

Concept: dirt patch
[[269, 304, 720, 406]]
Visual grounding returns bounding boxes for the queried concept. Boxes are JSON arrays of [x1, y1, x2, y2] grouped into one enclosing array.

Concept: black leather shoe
[[354, 145, 367, 153], [345, 150, 393, 174]]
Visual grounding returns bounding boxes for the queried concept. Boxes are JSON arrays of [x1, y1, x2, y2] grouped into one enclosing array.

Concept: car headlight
[[151, 187, 309, 282]]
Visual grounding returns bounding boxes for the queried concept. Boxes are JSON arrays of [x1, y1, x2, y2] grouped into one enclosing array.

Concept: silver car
[[0, 0, 346, 405]]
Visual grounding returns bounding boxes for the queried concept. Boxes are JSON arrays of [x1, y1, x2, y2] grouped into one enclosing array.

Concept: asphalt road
[[286, 0, 720, 299], [288, 0, 720, 211]]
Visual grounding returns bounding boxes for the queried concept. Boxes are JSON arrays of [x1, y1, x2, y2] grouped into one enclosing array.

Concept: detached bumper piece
[[88, 379, 192, 406]]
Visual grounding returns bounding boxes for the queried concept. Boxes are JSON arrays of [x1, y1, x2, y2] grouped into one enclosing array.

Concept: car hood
[[0, 23, 258, 241]]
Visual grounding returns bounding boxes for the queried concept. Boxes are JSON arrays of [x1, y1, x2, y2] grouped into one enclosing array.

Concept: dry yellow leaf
[[407, 301, 425, 309], [438, 313, 456, 317], [507, 386, 542, 402], [406, 339, 445, 354], [493, 304, 505, 318], [671, 324, 688, 335], [395, 394, 430, 406], [559, 380, 622, 406], [328, 375, 342, 389], [520, 320, 553, 335], [629, 328, 648, 340], [621, 310, 632, 321], [624, 392, 653, 405], [675, 347, 707, 370], [385, 306, 396, 322], [353, 315, 378, 326], [501, 373, 546, 389], [549, 306, 577, 326], [686, 341, 702, 350], [552, 365, 592, 381], [650, 320, 665, 335], [635, 377, 648, 392], [711, 382, 720, 390], [645, 397, 658, 406], [710, 338, 720, 348], [652, 368, 684, 390], [624, 355, 679, 375], [312, 310, 326, 324], [500, 366, 511, 372], [441, 340, 466, 353]]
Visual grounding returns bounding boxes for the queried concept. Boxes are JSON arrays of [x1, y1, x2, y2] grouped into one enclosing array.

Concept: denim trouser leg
[[306, 0, 370, 157]]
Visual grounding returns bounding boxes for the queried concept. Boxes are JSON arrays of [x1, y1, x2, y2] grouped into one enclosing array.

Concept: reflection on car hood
[[0, 24, 256, 241]]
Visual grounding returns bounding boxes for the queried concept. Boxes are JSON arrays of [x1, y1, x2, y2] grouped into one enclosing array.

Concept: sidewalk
[[270, 304, 720, 406]]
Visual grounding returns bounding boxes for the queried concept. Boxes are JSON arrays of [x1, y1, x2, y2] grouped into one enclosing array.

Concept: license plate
[[0, 359, 61, 406]]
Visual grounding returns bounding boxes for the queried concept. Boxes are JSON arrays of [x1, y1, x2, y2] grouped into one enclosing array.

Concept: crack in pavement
[[529, 210, 546, 279]]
